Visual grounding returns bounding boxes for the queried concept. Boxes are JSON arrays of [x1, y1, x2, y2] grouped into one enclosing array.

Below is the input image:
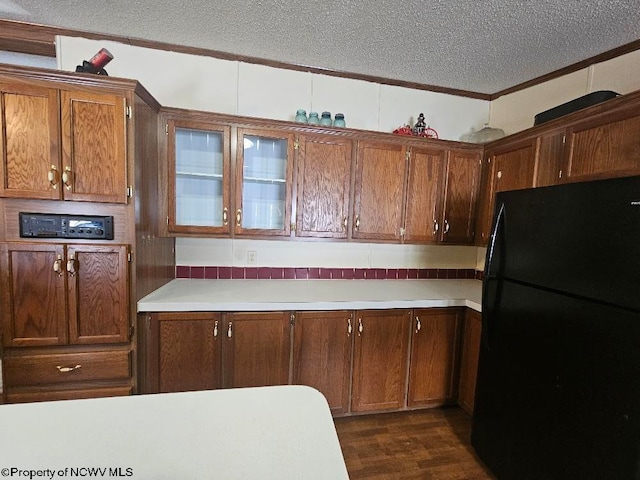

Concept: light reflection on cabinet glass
[[242, 135, 287, 230], [175, 128, 224, 227]]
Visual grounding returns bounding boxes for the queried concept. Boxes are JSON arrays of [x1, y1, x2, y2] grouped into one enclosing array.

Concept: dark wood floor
[[334, 407, 496, 479]]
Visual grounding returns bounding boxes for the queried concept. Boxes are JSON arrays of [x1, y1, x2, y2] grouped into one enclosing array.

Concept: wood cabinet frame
[[166, 118, 232, 235]]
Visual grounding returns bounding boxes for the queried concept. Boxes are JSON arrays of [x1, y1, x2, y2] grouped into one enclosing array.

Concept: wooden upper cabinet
[[563, 113, 640, 182], [353, 141, 408, 241], [535, 131, 565, 187], [154, 313, 222, 393], [351, 309, 411, 413], [0, 83, 128, 204], [440, 150, 482, 244], [408, 308, 462, 407], [0, 242, 67, 347], [223, 312, 291, 388], [167, 119, 231, 234], [404, 147, 446, 243], [293, 311, 353, 415], [0, 83, 60, 199], [476, 140, 537, 245], [66, 244, 129, 345], [60, 90, 127, 203], [295, 135, 353, 238], [235, 128, 294, 237]]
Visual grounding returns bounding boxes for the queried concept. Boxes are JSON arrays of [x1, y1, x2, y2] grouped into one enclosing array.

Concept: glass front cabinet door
[[235, 128, 294, 236], [167, 120, 231, 234]]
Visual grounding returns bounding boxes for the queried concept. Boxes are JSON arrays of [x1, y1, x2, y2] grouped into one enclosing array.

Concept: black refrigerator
[[471, 175, 640, 479]]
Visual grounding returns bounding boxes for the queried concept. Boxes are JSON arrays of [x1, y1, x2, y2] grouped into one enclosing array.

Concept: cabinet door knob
[[213, 320, 219, 337], [343, 216, 348, 231], [223, 208, 229, 226], [56, 364, 81, 373], [62, 166, 72, 190], [415, 316, 422, 334], [236, 209, 242, 227], [358, 318, 363, 336], [66, 254, 77, 276], [53, 254, 63, 277], [48, 165, 59, 189], [444, 219, 450, 234], [433, 219, 439, 235], [355, 215, 360, 231], [227, 321, 233, 338], [347, 318, 352, 336]]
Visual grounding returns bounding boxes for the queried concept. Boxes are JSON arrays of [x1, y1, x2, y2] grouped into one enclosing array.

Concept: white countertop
[[137, 279, 482, 312], [0, 385, 349, 479]]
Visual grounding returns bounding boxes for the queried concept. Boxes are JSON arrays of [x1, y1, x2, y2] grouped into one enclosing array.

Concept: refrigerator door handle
[[481, 202, 506, 350]]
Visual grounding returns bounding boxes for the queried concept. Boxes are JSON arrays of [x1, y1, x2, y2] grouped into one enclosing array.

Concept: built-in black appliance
[[19, 213, 114, 240]]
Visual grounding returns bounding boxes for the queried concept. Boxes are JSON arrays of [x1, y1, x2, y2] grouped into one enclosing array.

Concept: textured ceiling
[[1, 0, 640, 95]]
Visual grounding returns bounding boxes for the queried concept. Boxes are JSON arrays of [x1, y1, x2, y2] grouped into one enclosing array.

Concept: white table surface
[[137, 279, 482, 313], [0, 386, 349, 480]]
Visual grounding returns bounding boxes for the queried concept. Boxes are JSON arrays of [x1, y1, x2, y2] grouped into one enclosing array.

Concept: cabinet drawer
[[3, 351, 131, 386], [5, 386, 132, 404]]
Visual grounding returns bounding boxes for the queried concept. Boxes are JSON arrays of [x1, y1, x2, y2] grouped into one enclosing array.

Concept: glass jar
[[308, 112, 320, 125], [320, 111, 332, 126], [295, 109, 308, 123], [333, 113, 346, 127]]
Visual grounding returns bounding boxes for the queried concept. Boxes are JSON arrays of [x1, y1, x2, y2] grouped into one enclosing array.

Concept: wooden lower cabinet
[[151, 312, 222, 393], [224, 312, 291, 388], [144, 311, 291, 393], [293, 310, 353, 415], [407, 308, 462, 407], [0, 241, 133, 403], [458, 309, 483, 414], [141, 307, 480, 417], [351, 309, 411, 413]]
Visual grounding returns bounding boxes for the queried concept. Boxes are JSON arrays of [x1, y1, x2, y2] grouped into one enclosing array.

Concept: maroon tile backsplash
[[175, 266, 482, 280]]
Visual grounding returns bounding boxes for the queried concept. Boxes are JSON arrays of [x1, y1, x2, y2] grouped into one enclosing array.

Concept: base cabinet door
[[151, 312, 222, 393], [458, 309, 482, 414], [293, 310, 353, 415], [351, 309, 411, 413], [407, 308, 462, 407], [224, 312, 291, 388]]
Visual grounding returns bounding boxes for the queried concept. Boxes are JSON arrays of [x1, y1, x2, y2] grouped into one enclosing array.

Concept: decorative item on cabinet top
[[393, 113, 438, 139], [460, 124, 505, 143], [75, 48, 114, 75], [176, 265, 481, 280]]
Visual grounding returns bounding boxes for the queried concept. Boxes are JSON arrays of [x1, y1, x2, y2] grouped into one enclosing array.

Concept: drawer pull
[[56, 364, 82, 373]]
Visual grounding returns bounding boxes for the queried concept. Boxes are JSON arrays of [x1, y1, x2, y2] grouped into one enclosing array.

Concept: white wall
[[56, 37, 490, 139], [490, 49, 640, 135], [177, 238, 478, 269]]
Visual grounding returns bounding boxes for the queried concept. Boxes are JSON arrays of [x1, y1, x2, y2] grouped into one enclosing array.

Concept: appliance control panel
[[19, 213, 114, 240]]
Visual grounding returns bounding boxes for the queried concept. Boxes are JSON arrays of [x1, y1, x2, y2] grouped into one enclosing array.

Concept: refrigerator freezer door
[[489, 175, 640, 311], [472, 279, 640, 479]]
